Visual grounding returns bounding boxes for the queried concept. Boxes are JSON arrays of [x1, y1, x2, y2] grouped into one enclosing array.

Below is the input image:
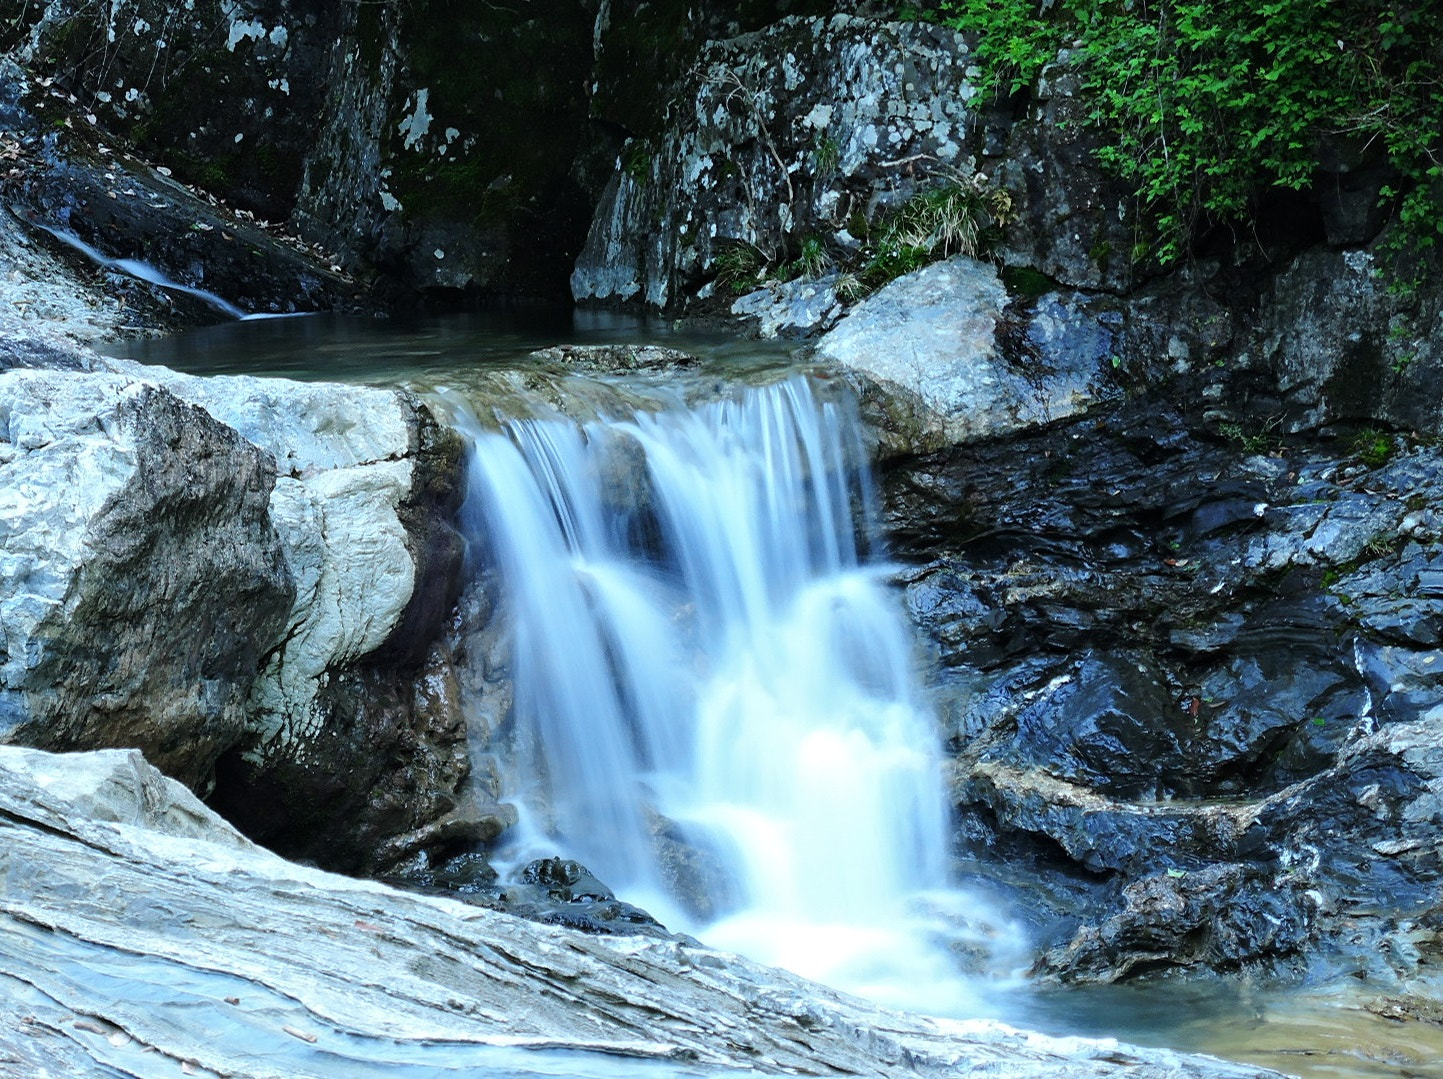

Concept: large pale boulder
[[144, 368, 429, 760], [0, 368, 293, 787], [0, 335, 468, 867], [815, 256, 1116, 454], [0, 744, 1283, 1079]]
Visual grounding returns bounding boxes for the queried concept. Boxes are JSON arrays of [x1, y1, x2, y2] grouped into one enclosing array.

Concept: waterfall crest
[[455, 373, 1006, 1014]]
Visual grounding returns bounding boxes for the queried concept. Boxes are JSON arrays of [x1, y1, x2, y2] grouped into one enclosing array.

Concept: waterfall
[[455, 373, 1001, 1014]]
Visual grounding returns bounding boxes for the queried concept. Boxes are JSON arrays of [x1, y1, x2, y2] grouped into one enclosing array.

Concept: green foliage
[[712, 240, 769, 294], [1350, 428, 1396, 468], [853, 174, 1013, 292], [711, 169, 1011, 298], [939, 0, 1443, 263], [813, 134, 840, 175], [1217, 418, 1279, 456], [621, 140, 653, 184], [785, 234, 833, 280]]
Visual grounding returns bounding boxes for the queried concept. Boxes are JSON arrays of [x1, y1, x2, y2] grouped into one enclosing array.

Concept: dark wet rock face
[[0, 58, 361, 325], [1000, 651, 1191, 801], [889, 400, 1443, 985]]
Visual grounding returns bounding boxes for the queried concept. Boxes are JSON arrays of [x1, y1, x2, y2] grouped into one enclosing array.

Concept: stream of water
[[452, 372, 1016, 1016], [107, 312, 1441, 1078]]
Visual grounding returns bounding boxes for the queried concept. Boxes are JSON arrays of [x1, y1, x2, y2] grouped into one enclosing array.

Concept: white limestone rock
[[0, 354, 429, 779], [816, 256, 1113, 454]]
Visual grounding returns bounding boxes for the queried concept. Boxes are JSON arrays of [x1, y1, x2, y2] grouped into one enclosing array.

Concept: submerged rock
[[0, 744, 1284, 1079]]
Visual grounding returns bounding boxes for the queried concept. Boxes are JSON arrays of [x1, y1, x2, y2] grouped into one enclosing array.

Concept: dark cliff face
[[0, 0, 848, 305], [4, 0, 599, 302], [0, 0, 342, 222]]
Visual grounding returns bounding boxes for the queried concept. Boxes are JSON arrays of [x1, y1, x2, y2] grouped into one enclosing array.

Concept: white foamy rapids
[[455, 374, 1026, 1016]]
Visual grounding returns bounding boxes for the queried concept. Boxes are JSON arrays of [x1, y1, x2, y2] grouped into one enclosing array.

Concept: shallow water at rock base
[[106, 313, 1442, 1078]]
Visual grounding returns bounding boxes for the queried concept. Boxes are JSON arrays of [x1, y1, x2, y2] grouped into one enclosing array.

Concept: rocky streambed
[[1, 6, 1442, 1074], [0, 287, 1434, 1078], [1, 743, 1291, 1079], [0, 254, 1288, 1078]]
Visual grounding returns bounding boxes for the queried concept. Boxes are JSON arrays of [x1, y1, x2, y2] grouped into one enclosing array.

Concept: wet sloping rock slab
[[0, 746, 1279, 1079]]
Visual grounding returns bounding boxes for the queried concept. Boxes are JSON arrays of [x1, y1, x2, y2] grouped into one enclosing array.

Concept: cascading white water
[[457, 373, 1007, 1014]]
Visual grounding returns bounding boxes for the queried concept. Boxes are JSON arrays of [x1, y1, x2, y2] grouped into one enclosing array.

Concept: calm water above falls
[[106, 307, 793, 383], [108, 312, 1441, 1077]]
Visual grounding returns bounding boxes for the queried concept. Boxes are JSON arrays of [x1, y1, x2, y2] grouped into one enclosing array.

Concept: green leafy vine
[[934, 0, 1443, 264]]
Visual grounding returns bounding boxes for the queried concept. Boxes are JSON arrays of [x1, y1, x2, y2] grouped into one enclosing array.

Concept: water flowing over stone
[[0, 743, 1280, 1078], [458, 373, 994, 1010]]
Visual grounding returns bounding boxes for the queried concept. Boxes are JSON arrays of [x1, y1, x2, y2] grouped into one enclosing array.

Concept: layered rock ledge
[[0, 744, 1282, 1079]]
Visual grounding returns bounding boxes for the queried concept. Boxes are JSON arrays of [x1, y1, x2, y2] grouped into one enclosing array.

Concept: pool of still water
[[106, 306, 799, 386], [104, 310, 1443, 1079]]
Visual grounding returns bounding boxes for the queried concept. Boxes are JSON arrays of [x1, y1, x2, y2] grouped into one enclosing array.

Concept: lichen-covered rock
[[987, 57, 1143, 293], [572, 15, 982, 312], [5, 0, 337, 221], [730, 274, 844, 337], [815, 256, 1117, 454]]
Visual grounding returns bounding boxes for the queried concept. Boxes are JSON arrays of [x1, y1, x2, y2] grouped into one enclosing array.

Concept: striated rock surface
[[0, 744, 1283, 1079]]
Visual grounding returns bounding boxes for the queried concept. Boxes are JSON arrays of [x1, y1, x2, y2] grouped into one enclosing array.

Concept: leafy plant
[[1217, 418, 1280, 456], [854, 171, 1013, 291], [813, 134, 840, 176], [785, 234, 833, 280], [712, 239, 769, 294], [620, 140, 653, 185], [939, 0, 1443, 264], [1350, 428, 1396, 468]]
